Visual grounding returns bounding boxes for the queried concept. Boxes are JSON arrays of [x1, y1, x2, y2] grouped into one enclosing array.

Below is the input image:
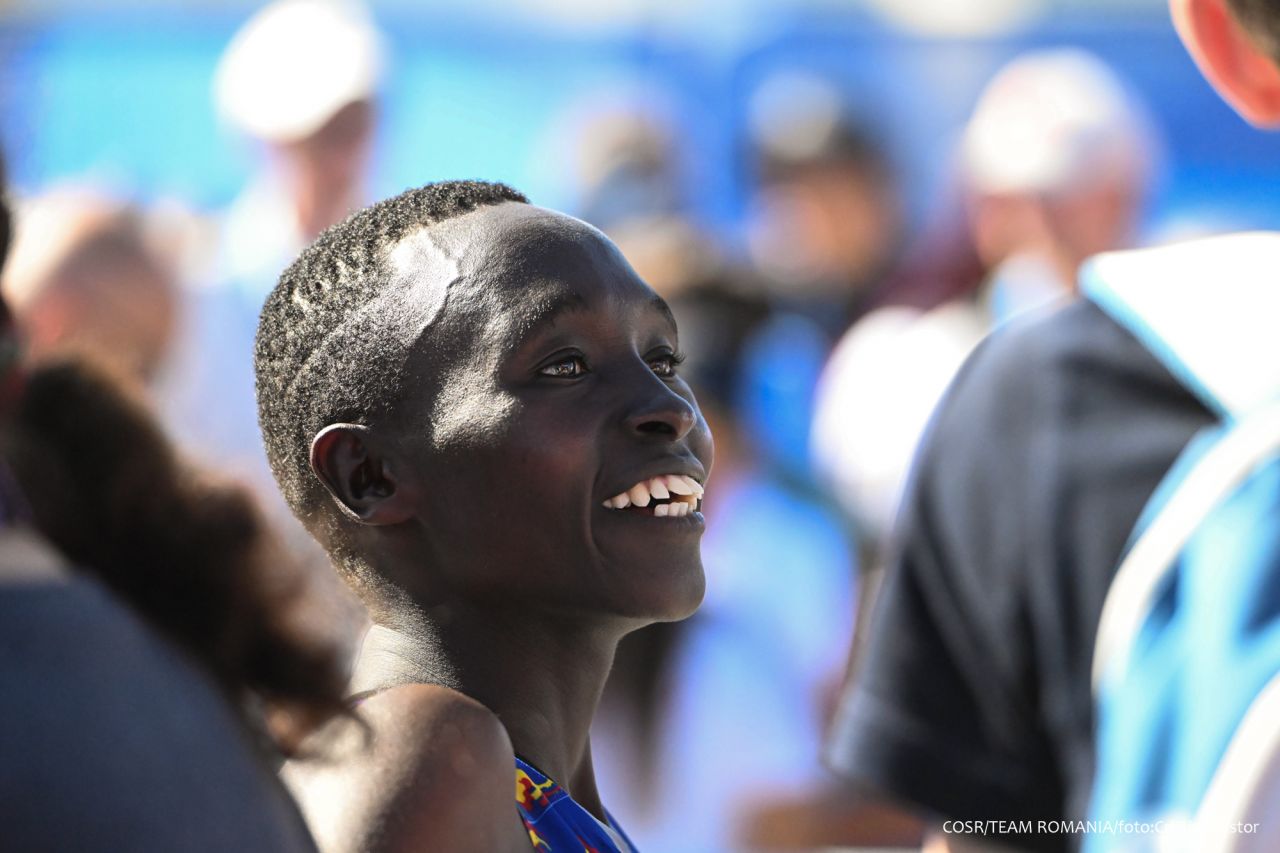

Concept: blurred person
[[742, 73, 905, 480], [962, 49, 1155, 319], [258, 181, 711, 852], [0, 160, 346, 851], [746, 72, 904, 336], [574, 104, 685, 233], [159, 0, 382, 502], [213, 0, 381, 281], [2, 187, 177, 386], [825, 13, 1280, 853], [812, 49, 1156, 548], [569, 102, 725, 304], [590, 278, 858, 853]]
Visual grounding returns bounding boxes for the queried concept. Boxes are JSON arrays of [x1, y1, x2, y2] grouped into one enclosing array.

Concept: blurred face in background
[[4, 203, 178, 386], [960, 50, 1155, 285], [749, 158, 902, 301], [968, 172, 1144, 285], [276, 99, 376, 239], [19, 232, 177, 384], [1045, 177, 1143, 264]]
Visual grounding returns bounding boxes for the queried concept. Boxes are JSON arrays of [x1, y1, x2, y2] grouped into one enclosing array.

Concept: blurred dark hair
[[667, 278, 772, 414], [1228, 0, 1280, 66], [0, 161, 17, 416], [756, 116, 894, 188], [4, 361, 347, 750]]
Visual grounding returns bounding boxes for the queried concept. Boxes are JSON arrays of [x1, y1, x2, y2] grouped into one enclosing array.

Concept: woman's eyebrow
[[650, 295, 678, 334], [513, 290, 676, 346], [526, 291, 589, 330], [512, 290, 590, 346]]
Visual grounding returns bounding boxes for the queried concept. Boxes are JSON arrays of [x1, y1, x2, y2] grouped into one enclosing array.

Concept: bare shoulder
[[283, 684, 530, 853]]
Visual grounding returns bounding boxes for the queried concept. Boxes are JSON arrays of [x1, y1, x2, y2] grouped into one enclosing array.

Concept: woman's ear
[[1172, 0, 1280, 126], [310, 424, 417, 525]]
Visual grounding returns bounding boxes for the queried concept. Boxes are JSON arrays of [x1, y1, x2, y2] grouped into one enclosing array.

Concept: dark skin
[[283, 203, 713, 852]]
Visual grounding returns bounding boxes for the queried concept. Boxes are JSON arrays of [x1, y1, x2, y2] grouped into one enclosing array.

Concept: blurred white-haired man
[[962, 48, 1156, 317], [812, 49, 1157, 548], [160, 0, 384, 495], [213, 0, 383, 281]]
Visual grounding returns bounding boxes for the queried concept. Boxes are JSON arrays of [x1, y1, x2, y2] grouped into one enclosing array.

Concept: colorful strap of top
[[515, 756, 636, 853]]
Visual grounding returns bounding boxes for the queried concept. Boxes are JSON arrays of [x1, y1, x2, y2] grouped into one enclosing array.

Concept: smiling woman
[[255, 180, 713, 853]]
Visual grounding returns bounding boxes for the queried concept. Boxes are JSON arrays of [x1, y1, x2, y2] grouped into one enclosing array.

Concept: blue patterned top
[[515, 756, 636, 852]]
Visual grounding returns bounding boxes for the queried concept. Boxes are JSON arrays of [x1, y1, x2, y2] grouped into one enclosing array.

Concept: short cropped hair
[[1229, 0, 1280, 66], [255, 180, 528, 527]]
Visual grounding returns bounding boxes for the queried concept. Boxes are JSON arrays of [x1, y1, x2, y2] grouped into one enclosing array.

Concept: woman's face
[[389, 204, 713, 624]]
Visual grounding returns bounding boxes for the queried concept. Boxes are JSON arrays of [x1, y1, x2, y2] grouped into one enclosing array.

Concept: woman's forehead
[[459, 203, 623, 277], [411, 204, 657, 315], [394, 202, 599, 266], [393, 203, 669, 357]]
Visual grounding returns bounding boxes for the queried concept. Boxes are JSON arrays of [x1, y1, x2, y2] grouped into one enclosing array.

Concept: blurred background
[[4, 0, 1280, 228], [1, 0, 1275, 850]]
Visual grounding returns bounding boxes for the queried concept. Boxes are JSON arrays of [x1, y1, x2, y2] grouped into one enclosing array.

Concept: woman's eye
[[539, 356, 588, 378], [649, 352, 684, 378]]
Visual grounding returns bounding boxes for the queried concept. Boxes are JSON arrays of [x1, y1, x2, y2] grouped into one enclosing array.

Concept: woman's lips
[[601, 474, 704, 517]]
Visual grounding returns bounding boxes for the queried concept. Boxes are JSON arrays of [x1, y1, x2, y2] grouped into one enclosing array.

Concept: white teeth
[[602, 474, 705, 510], [665, 475, 693, 496], [653, 503, 670, 517]]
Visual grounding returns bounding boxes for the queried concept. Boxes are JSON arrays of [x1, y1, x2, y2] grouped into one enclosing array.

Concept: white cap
[[214, 0, 384, 143], [962, 49, 1154, 195]]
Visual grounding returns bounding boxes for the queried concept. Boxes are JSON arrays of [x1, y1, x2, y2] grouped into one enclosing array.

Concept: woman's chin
[[616, 558, 706, 625]]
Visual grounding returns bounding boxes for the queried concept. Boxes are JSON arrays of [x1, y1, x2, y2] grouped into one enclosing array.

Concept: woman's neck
[[351, 600, 622, 821]]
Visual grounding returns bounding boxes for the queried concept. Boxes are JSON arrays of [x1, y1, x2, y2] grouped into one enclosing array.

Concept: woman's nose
[[623, 383, 698, 441]]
